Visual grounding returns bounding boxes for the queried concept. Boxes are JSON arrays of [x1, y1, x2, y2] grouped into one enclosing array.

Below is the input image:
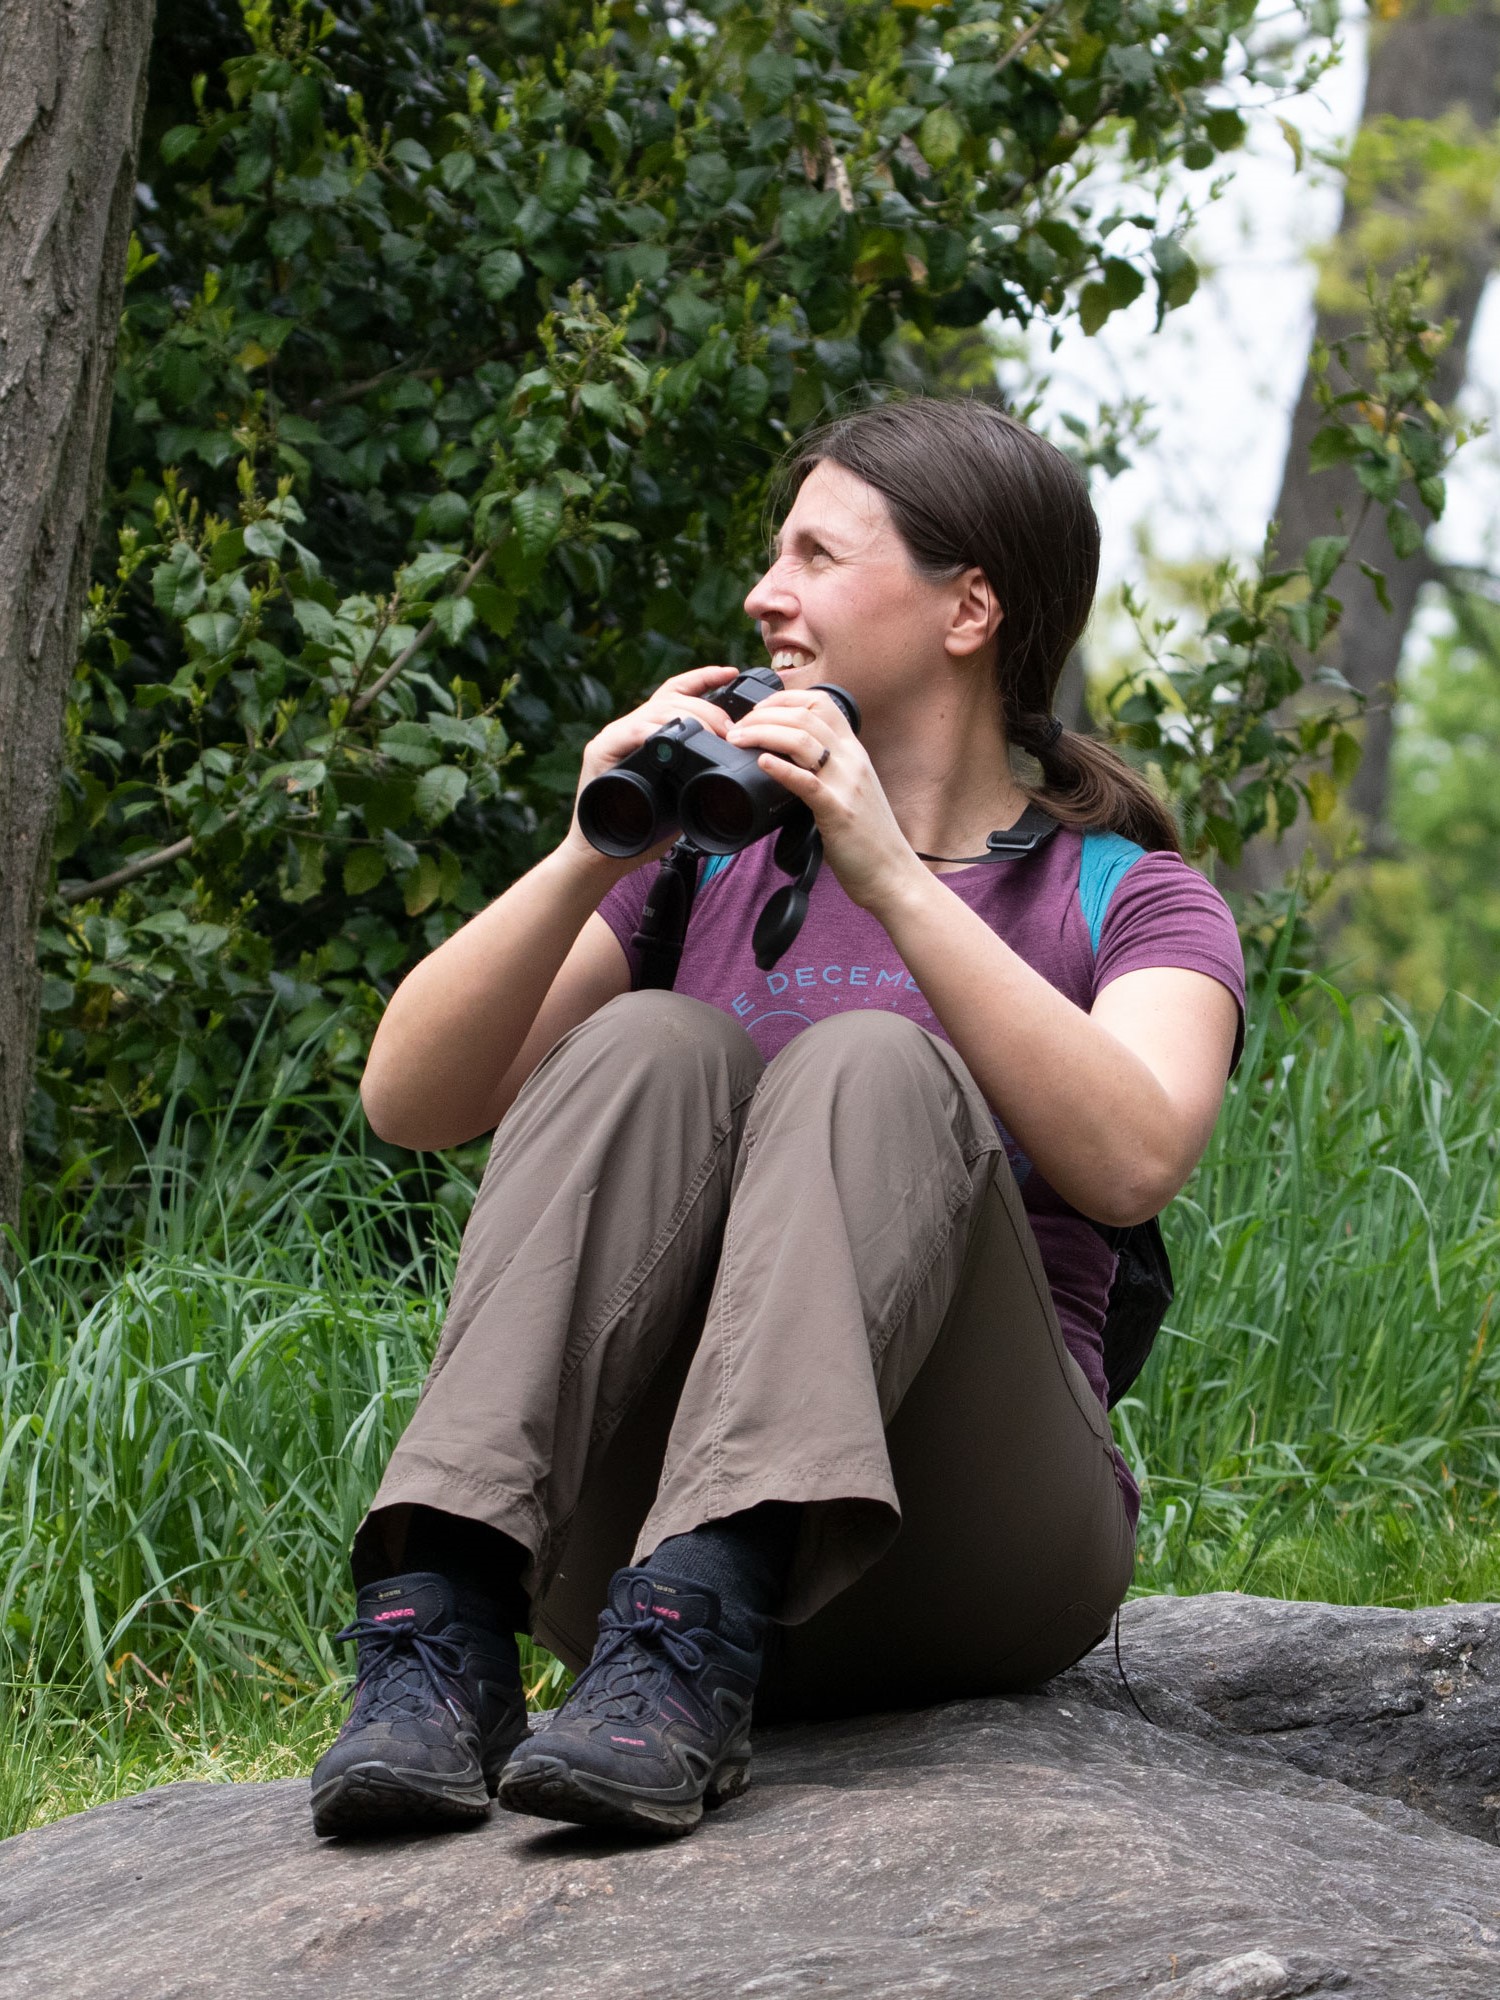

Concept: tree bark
[[0, 1, 157, 1251], [1226, 0, 1500, 897]]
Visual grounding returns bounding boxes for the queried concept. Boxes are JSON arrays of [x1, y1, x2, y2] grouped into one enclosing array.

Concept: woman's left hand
[[723, 688, 919, 912]]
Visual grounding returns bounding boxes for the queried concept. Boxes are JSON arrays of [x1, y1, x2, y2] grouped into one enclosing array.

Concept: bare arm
[[360, 851, 633, 1150], [872, 863, 1239, 1226], [360, 662, 742, 1151]]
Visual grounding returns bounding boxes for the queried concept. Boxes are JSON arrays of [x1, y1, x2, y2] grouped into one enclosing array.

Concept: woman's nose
[[744, 560, 795, 623]]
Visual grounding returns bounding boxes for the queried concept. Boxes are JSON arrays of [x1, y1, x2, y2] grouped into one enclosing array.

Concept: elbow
[[1089, 1154, 1180, 1230], [359, 1073, 407, 1148]]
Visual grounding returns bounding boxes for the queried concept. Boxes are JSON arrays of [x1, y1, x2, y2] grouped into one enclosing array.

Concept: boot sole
[[310, 1711, 528, 1840], [495, 1749, 750, 1837], [310, 1758, 492, 1838]]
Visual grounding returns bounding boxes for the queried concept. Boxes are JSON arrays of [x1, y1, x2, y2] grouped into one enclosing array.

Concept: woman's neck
[[863, 689, 1031, 868]]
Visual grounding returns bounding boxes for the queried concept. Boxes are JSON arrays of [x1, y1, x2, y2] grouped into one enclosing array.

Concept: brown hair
[[769, 394, 1180, 854]]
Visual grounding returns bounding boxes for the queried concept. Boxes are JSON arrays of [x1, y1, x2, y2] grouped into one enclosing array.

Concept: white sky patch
[[995, 10, 1499, 602]]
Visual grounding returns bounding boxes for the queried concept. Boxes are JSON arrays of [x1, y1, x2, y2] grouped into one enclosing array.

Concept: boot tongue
[[614, 1566, 721, 1635], [356, 1570, 457, 1633]]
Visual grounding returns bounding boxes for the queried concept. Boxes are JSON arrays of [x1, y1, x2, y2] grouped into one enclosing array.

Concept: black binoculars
[[577, 667, 862, 859]]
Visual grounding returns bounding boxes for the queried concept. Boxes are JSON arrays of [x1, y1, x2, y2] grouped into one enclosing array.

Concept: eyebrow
[[770, 525, 842, 559]]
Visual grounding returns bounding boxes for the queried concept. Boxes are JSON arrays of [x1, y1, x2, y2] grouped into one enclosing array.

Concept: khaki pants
[[354, 991, 1135, 1718]]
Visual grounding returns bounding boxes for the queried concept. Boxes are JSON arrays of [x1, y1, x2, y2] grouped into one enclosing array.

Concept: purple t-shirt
[[597, 823, 1247, 1533]]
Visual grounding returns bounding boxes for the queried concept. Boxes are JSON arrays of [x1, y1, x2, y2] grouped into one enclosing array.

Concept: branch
[[348, 546, 492, 718], [58, 832, 201, 905], [995, 1, 1065, 76]]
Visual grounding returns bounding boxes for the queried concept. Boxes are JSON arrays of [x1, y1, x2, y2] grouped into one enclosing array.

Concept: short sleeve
[[596, 866, 653, 988], [1093, 851, 1247, 1073]]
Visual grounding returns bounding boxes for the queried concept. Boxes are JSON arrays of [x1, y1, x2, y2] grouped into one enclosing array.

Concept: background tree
[[1227, 0, 1500, 896], [0, 0, 158, 1253]]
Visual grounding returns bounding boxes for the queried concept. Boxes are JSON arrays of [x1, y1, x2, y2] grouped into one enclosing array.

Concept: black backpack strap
[[631, 839, 702, 991], [914, 802, 1061, 865], [1086, 1214, 1174, 1408]]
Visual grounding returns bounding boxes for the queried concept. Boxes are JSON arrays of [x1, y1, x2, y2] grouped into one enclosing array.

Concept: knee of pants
[[763, 1007, 944, 1091], [573, 988, 763, 1084]]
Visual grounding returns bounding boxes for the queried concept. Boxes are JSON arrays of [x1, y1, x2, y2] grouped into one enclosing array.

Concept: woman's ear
[[944, 565, 1003, 660]]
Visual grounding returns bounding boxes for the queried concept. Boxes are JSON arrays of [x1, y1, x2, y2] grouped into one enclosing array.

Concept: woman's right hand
[[558, 663, 743, 875]]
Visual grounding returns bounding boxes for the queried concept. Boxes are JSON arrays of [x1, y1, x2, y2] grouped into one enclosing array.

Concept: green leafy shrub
[[34, 0, 1465, 1209]]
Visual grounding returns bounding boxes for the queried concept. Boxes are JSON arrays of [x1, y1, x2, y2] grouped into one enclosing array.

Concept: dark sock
[[644, 1501, 800, 1652], [399, 1505, 530, 1639]]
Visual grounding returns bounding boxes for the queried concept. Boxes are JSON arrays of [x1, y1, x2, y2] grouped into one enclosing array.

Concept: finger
[[667, 664, 740, 694], [729, 720, 830, 759], [756, 689, 852, 733], [754, 751, 818, 790], [732, 728, 828, 772]]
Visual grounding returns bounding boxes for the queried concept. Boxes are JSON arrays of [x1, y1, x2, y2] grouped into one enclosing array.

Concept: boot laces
[[336, 1616, 469, 1721], [566, 1599, 707, 1726]]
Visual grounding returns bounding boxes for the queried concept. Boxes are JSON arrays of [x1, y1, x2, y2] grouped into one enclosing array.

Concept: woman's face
[[742, 460, 995, 718]]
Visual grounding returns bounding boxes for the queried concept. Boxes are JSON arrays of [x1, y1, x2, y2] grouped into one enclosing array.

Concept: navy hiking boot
[[496, 1567, 760, 1837], [310, 1571, 527, 1838]]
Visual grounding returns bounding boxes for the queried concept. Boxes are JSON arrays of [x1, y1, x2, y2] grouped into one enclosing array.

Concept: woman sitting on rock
[[309, 395, 1245, 1840]]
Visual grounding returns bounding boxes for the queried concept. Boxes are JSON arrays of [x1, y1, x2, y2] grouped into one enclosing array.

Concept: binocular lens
[[579, 771, 660, 857], [679, 773, 756, 853]]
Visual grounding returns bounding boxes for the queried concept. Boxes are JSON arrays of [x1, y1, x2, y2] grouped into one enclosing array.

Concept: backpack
[[631, 804, 1173, 1408]]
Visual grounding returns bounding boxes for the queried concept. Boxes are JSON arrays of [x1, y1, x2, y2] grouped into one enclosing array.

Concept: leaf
[[917, 108, 964, 169], [1205, 109, 1246, 152], [1303, 535, 1348, 595], [391, 139, 432, 172], [1359, 560, 1394, 615], [343, 848, 388, 895], [400, 551, 464, 594], [662, 286, 719, 338], [512, 482, 564, 560], [725, 363, 770, 421], [1276, 117, 1304, 172], [417, 490, 469, 540], [579, 380, 629, 426], [292, 598, 339, 647], [161, 125, 204, 165], [1078, 283, 1111, 337], [1331, 729, 1362, 790], [151, 543, 206, 619], [415, 765, 469, 827], [538, 145, 591, 215], [281, 836, 326, 905], [402, 852, 442, 916], [1306, 769, 1339, 823], [431, 595, 475, 645], [266, 759, 327, 795], [267, 212, 313, 258], [184, 611, 240, 658], [777, 187, 841, 252], [1152, 238, 1198, 313], [1355, 455, 1402, 504], [746, 47, 797, 110], [1307, 425, 1359, 474], [244, 519, 287, 559], [478, 248, 524, 303], [1384, 503, 1424, 561]]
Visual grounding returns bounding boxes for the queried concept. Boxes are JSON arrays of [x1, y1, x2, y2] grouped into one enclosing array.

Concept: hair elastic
[[1043, 715, 1063, 747]]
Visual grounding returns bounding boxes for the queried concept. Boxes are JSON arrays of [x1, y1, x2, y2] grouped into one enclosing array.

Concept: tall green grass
[[3, 978, 1498, 1833], [1123, 979, 1500, 1589]]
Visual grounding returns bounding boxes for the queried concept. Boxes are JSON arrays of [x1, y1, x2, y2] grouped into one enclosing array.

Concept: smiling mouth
[[770, 647, 816, 672]]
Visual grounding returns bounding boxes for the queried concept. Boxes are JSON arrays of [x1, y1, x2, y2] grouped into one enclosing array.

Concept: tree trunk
[[1226, 0, 1500, 898], [0, 1, 157, 1252]]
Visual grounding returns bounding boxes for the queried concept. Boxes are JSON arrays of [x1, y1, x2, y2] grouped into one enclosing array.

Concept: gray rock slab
[[3, 1594, 1499, 2000]]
